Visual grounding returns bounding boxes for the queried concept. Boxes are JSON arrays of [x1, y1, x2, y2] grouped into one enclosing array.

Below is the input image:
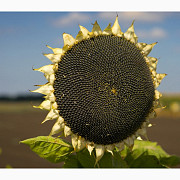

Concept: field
[[0, 97, 180, 168]]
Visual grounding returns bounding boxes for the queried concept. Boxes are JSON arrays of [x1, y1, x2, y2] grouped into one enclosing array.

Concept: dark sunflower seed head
[[54, 35, 155, 145]]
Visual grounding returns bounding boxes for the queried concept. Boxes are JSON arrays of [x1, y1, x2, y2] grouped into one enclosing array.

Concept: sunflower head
[[32, 16, 166, 162]]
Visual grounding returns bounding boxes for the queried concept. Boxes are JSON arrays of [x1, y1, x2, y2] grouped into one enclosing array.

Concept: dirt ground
[[0, 102, 180, 168]]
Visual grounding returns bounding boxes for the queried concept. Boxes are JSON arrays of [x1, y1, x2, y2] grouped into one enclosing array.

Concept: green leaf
[[160, 155, 180, 168], [133, 140, 180, 167], [124, 140, 180, 168], [76, 148, 128, 168], [112, 151, 128, 168], [133, 140, 169, 159], [21, 136, 73, 163], [98, 152, 113, 168], [76, 149, 96, 168], [63, 155, 83, 168], [130, 154, 165, 168], [120, 145, 130, 158]]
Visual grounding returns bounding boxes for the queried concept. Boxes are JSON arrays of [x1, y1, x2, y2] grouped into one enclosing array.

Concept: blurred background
[[0, 12, 180, 168]]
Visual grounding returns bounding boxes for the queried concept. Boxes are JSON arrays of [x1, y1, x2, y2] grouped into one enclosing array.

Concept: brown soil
[[0, 103, 180, 168]]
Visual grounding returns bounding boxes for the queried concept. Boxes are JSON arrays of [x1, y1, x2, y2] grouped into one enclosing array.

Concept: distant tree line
[[0, 94, 43, 101]]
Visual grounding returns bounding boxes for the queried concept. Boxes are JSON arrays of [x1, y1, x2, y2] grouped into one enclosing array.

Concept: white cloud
[[98, 12, 168, 23], [52, 12, 90, 27], [136, 27, 167, 39], [98, 12, 168, 39], [120, 12, 165, 22]]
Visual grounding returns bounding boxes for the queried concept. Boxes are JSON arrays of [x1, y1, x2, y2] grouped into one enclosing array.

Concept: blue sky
[[0, 12, 180, 96]]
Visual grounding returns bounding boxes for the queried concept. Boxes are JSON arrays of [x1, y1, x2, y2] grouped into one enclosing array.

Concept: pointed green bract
[[21, 136, 73, 163]]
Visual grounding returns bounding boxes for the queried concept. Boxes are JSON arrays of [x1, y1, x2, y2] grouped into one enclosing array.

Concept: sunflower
[[31, 16, 166, 162]]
